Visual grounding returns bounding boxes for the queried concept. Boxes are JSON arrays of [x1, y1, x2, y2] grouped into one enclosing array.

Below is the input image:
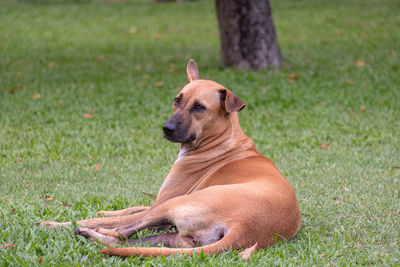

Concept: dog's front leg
[[95, 206, 150, 217], [77, 205, 171, 240], [39, 209, 149, 229]]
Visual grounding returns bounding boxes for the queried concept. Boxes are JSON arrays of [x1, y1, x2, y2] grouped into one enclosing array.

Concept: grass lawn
[[1, 0, 399, 265]]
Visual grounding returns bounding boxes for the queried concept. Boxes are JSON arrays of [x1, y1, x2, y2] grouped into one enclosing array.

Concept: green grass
[[1, 0, 399, 265]]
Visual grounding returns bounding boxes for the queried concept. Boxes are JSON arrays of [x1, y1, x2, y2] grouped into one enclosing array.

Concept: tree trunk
[[215, 0, 283, 69]]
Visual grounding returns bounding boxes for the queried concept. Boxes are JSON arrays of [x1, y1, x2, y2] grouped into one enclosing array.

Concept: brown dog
[[40, 60, 301, 257]]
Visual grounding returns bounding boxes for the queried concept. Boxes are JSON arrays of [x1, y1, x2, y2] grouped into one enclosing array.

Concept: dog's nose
[[163, 120, 176, 135]]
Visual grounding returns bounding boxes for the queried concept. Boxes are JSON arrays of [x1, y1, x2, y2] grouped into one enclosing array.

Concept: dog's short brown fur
[[40, 60, 301, 257]]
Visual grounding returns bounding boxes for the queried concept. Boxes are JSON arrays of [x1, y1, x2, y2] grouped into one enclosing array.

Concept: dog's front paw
[[75, 227, 121, 245], [36, 221, 71, 229], [74, 227, 93, 239]]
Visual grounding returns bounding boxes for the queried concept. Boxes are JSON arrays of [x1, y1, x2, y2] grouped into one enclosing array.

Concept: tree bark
[[215, 0, 283, 69]]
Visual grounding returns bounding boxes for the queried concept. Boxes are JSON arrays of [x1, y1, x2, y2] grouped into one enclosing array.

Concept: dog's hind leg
[[95, 206, 150, 217], [74, 228, 188, 248]]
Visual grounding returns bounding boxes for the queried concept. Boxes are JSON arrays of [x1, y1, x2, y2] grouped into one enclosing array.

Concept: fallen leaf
[[361, 32, 370, 40], [16, 84, 23, 90], [44, 195, 53, 201], [360, 105, 366, 111], [154, 81, 164, 87], [62, 203, 72, 207], [356, 61, 365, 67], [239, 242, 258, 261], [94, 163, 101, 171], [141, 191, 156, 198], [56, 100, 64, 104], [288, 73, 299, 81], [129, 26, 137, 34], [316, 103, 323, 107], [10, 208, 16, 214], [84, 113, 93, 118], [347, 78, 356, 84], [48, 62, 55, 68], [8, 89, 15, 94], [153, 33, 163, 39], [320, 144, 331, 150], [38, 256, 43, 264], [32, 94, 41, 99], [0, 243, 16, 249]]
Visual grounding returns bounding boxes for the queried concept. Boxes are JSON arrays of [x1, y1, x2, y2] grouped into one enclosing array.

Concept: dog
[[39, 59, 301, 258]]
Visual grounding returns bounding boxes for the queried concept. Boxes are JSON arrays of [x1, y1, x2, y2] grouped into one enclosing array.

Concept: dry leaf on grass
[[356, 61, 365, 67], [32, 94, 41, 99], [320, 144, 331, 150], [288, 73, 299, 81], [38, 256, 43, 264], [360, 105, 366, 111], [84, 113, 93, 118], [130, 26, 137, 34], [48, 62, 55, 68], [94, 163, 101, 171], [44, 195, 53, 201], [153, 33, 164, 39], [0, 243, 16, 249], [141, 191, 156, 198], [154, 81, 164, 87]]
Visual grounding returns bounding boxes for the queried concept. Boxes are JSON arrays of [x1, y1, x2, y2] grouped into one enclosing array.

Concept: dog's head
[[163, 59, 246, 145]]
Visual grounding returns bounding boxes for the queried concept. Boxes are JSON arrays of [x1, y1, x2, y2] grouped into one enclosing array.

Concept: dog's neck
[[175, 113, 253, 163]]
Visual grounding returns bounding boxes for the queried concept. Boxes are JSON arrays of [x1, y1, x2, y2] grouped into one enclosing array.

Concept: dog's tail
[[99, 228, 242, 257]]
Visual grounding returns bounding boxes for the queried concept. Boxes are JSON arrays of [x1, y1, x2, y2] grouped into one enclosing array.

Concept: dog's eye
[[191, 104, 206, 112], [174, 97, 181, 106]]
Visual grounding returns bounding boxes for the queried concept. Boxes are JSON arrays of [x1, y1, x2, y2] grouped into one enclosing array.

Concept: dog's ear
[[219, 89, 246, 113], [186, 59, 199, 83]]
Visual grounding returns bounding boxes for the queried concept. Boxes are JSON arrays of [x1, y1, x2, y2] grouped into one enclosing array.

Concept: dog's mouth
[[163, 131, 196, 144]]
